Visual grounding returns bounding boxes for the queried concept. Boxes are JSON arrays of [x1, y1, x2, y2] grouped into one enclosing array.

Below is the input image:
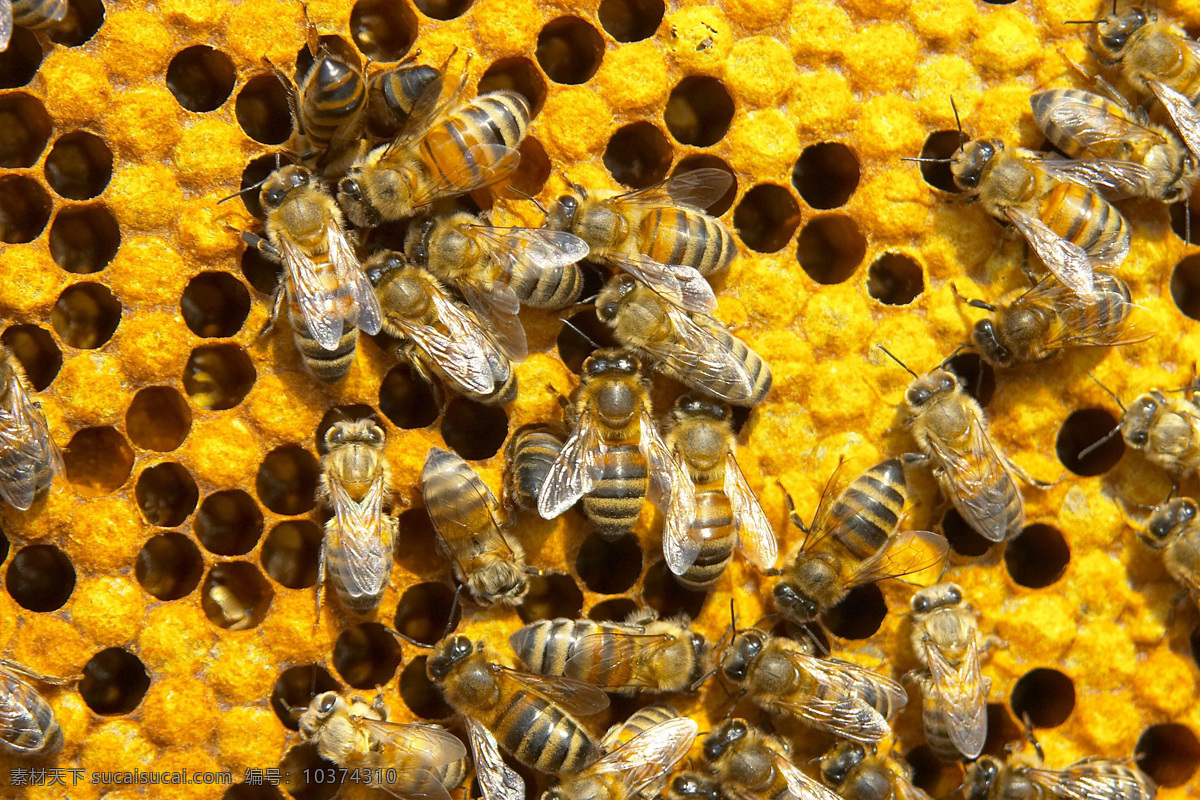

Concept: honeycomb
[[2, 0, 1200, 797]]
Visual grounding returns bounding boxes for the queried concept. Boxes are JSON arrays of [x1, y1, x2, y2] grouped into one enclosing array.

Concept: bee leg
[[372, 687, 388, 720], [774, 479, 809, 533], [949, 282, 995, 313], [314, 537, 327, 631], [399, 345, 445, 406], [1004, 457, 1057, 490], [259, 285, 286, 339]]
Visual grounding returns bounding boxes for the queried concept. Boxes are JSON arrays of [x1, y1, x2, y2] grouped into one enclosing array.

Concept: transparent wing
[[1150, 79, 1200, 161], [1026, 761, 1155, 800], [394, 290, 503, 395], [458, 280, 528, 362], [468, 226, 590, 279], [1004, 207, 1095, 296], [608, 251, 718, 314], [421, 448, 512, 576], [0, 376, 62, 511], [923, 634, 987, 759], [639, 304, 758, 404], [1031, 90, 1157, 151], [379, 69, 450, 160], [1035, 157, 1156, 201], [588, 718, 698, 795], [846, 530, 948, 590], [279, 234, 345, 351], [466, 718, 524, 800], [327, 474, 392, 602], [411, 144, 522, 208], [774, 750, 844, 800], [1040, 285, 1153, 352], [563, 629, 677, 690], [355, 719, 469, 767], [1, 0, 12, 53], [723, 450, 777, 570], [780, 692, 892, 742], [493, 665, 611, 715], [926, 417, 1023, 543], [327, 224, 383, 336], [537, 411, 605, 520], [641, 410, 699, 575], [616, 168, 734, 211]]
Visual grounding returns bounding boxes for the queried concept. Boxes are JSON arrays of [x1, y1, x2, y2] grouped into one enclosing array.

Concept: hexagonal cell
[[598, 0, 664, 42], [257, 445, 320, 516], [1004, 524, 1069, 588], [183, 344, 257, 411], [941, 508, 992, 558], [80, 648, 150, 715], [379, 363, 440, 429], [127, 386, 192, 452], [604, 121, 672, 189], [557, 307, 614, 375], [280, 743, 341, 800], [0, 28, 42, 89], [796, 215, 866, 285], [915, 130, 962, 193], [350, 0, 417, 60], [411, 0, 472, 20], [479, 57, 547, 118], [135, 531, 205, 601], [576, 532, 641, 595], [334, 622, 403, 689], [7, 545, 74, 611], [1170, 254, 1200, 320], [48, 204, 121, 274], [166, 45, 236, 112], [0, 93, 51, 168], [672, 154, 736, 215], [1056, 408, 1123, 476], [181, 272, 251, 338], [642, 561, 706, 621], [0, 174, 51, 243], [394, 582, 459, 646], [1, 324, 62, 390], [793, 142, 860, 210], [537, 17, 604, 85], [395, 507, 445, 576], [820, 584, 886, 640], [238, 154, 278, 220], [1136, 724, 1200, 788], [399, 656, 453, 719], [235, 74, 293, 146], [261, 520, 322, 589], [201, 562, 273, 631], [733, 184, 801, 254], [517, 572, 584, 624], [1009, 667, 1074, 728], [942, 351, 995, 408], [588, 597, 639, 622], [665, 77, 734, 147], [44, 132, 113, 200], [441, 398, 508, 460], [46, 0, 106, 47], [135, 463, 200, 527], [270, 664, 340, 730], [867, 252, 924, 306], [196, 489, 265, 556], [51, 282, 121, 349], [64, 426, 134, 496]]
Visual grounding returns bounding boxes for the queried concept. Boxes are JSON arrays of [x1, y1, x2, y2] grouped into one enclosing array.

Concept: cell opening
[[64, 426, 134, 496], [7, 545, 74, 611], [943, 351, 995, 408], [598, 0, 664, 42], [1169, 200, 1200, 244], [270, 664, 339, 731], [44, 131, 112, 200], [395, 582, 459, 646], [0, 93, 51, 168], [48, 204, 121, 273], [201, 562, 273, 631], [672, 154, 736, 215], [238, 154, 278, 221], [0, 28, 43, 89], [537, 17, 604, 86], [588, 597, 640, 622], [557, 306, 614, 375], [261, 520, 322, 589], [0, 174, 51, 243], [796, 215, 866, 285], [411, 0, 472, 21], [256, 445, 320, 516], [981, 702, 1024, 758], [793, 142, 860, 209], [1136, 724, 1200, 788], [2, 325, 62, 390], [127, 386, 192, 451], [135, 463, 200, 527], [280, 743, 340, 800], [80, 648, 150, 715], [517, 572, 585, 623], [315, 405, 380, 451], [379, 363, 440, 429], [136, 532, 204, 601], [734, 184, 801, 254], [479, 57, 547, 117], [642, 560, 706, 621], [241, 245, 281, 297], [665, 76, 734, 147], [184, 343, 257, 411], [350, 0, 418, 61], [1056, 408, 1123, 476], [820, 583, 886, 639], [334, 622, 404, 689], [1010, 667, 1075, 728], [166, 46, 236, 112], [941, 508, 992, 557], [604, 121, 672, 189], [395, 507, 445, 576], [1170, 255, 1200, 321], [196, 490, 265, 556], [867, 252, 924, 306], [1004, 524, 1069, 588], [441, 398, 508, 460], [905, 745, 962, 797], [235, 75, 294, 146], [576, 532, 642, 594], [915, 130, 962, 193], [46, 0, 106, 47], [51, 282, 121, 349], [181, 271, 251, 338], [503, 136, 552, 199], [400, 656, 453, 719]]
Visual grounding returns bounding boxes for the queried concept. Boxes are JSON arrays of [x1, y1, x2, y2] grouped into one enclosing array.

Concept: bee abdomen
[[1041, 183, 1128, 260], [0, 691, 61, 756], [422, 92, 531, 191], [496, 691, 597, 773], [301, 57, 366, 147], [1088, 272, 1133, 333], [512, 260, 584, 309], [510, 618, 588, 675], [290, 305, 357, 383], [583, 445, 647, 538], [695, 322, 773, 407], [434, 757, 469, 790], [677, 490, 735, 590], [602, 704, 679, 751], [12, 0, 67, 28], [854, 678, 903, 721], [920, 693, 961, 762], [640, 208, 736, 276], [463, 367, 518, 406], [505, 425, 567, 513], [831, 458, 906, 558]]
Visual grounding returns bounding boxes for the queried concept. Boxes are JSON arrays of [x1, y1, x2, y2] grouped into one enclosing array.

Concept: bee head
[[669, 774, 720, 800], [773, 580, 821, 623], [911, 582, 963, 614], [427, 635, 473, 680], [404, 216, 438, 268], [686, 632, 710, 686], [477, 564, 528, 606], [703, 719, 748, 762], [721, 630, 765, 682], [595, 274, 638, 322], [963, 756, 1001, 800], [336, 171, 382, 228], [583, 348, 641, 378], [365, 250, 408, 287], [260, 165, 311, 209], [972, 319, 1013, 367], [676, 392, 731, 422], [1093, 5, 1148, 60], [545, 192, 581, 231], [950, 139, 1000, 192], [906, 368, 957, 409], [325, 419, 385, 448], [297, 691, 341, 738], [1121, 390, 1166, 449], [820, 742, 867, 789], [1143, 498, 1197, 547]]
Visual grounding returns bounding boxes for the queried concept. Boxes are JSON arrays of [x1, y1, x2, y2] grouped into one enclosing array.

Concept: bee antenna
[[560, 316, 600, 348], [801, 627, 829, 656], [950, 95, 966, 150], [900, 157, 953, 164], [729, 598, 739, 636], [506, 185, 549, 215], [688, 664, 720, 692], [384, 626, 434, 648], [876, 345, 919, 379], [440, 585, 463, 640], [1076, 426, 1121, 462], [1086, 371, 1126, 412], [217, 176, 270, 205]]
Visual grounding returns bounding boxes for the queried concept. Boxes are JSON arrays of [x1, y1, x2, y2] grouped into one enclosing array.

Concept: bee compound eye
[[907, 388, 931, 407], [262, 188, 284, 207], [947, 585, 963, 603], [319, 693, 336, 713], [338, 177, 362, 200], [912, 595, 929, 613]]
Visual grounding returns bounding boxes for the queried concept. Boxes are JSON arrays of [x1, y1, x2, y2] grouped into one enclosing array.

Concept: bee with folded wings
[[542, 716, 698, 800], [820, 742, 933, 800], [703, 718, 844, 800], [0, 659, 68, 757], [0, 344, 62, 511]]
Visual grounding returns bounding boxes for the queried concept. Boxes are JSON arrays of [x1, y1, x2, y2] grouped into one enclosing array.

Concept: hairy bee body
[[1119, 389, 1200, 479], [702, 719, 839, 800], [1089, 3, 1200, 108], [368, 63, 442, 137], [10, 0, 67, 31], [504, 423, 567, 514], [0, 661, 63, 757], [821, 742, 932, 800], [964, 754, 1156, 800], [296, 52, 366, 155], [0, 346, 62, 511], [289, 306, 358, 383], [600, 704, 680, 751], [1137, 498, 1200, 605]]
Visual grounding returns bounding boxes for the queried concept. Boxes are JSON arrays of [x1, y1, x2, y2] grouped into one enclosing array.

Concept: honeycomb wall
[[1, 0, 1200, 798]]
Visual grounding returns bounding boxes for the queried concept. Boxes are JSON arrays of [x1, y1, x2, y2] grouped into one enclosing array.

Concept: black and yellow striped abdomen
[[509, 619, 641, 687], [0, 674, 62, 756], [493, 688, 597, 773], [826, 457, 906, 560], [691, 316, 772, 407], [916, 675, 960, 763], [12, 0, 67, 29], [601, 704, 679, 751], [510, 258, 584, 309], [288, 298, 357, 383], [299, 56, 366, 151], [582, 443, 648, 539], [1038, 182, 1128, 261], [638, 207, 736, 276], [676, 488, 734, 590], [504, 424, 567, 512], [420, 91, 530, 194]]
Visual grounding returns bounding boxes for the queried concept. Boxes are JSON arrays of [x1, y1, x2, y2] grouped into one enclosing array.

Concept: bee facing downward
[[0, 344, 62, 511], [702, 718, 842, 800]]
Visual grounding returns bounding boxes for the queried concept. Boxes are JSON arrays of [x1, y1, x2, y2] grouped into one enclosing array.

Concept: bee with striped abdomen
[[820, 742, 932, 800], [600, 703, 680, 751], [503, 423, 567, 515], [542, 716, 698, 800], [964, 735, 1156, 800], [286, 20, 366, 165], [0, 343, 62, 511], [368, 60, 443, 138], [0, 659, 67, 757], [1, 0, 68, 52], [703, 718, 842, 800]]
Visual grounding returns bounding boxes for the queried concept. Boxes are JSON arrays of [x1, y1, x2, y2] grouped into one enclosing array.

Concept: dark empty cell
[[126, 386, 192, 451], [733, 184, 801, 254], [350, 0, 418, 61], [479, 57, 547, 116], [0, 28, 43, 89], [0, 93, 51, 168], [240, 245, 281, 296], [672, 154, 736, 215], [537, 17, 604, 86], [238, 155, 278, 220], [270, 664, 339, 730], [0, 530, 8, 567], [261, 520, 322, 589], [867, 252, 924, 306], [395, 507, 444, 575], [1168, 201, 1200, 244], [46, 0, 106, 47], [48, 204, 121, 273], [1171, 255, 1200, 320], [315, 405, 380, 451], [517, 572, 584, 623], [224, 784, 285, 800], [576, 532, 641, 594], [135, 531, 204, 601], [943, 351, 995, 407], [502, 136, 551, 199], [598, 0, 664, 42], [394, 582, 458, 646], [982, 703, 1024, 758], [256, 445, 320, 516], [135, 463, 199, 527], [557, 308, 613, 375], [0, 174, 51, 243], [183, 344, 256, 411], [51, 282, 121, 349], [916, 130, 962, 193], [1056, 408, 1123, 476], [441, 398, 508, 460], [942, 508, 992, 557], [7, 545, 74, 611], [604, 122, 672, 188], [1004, 524, 1069, 588], [379, 363, 440, 429], [1, 325, 61, 390], [181, 272, 251, 338], [280, 744, 340, 800], [905, 745, 962, 797], [411, 0, 472, 20], [1193, 624, 1200, 670], [44, 132, 112, 200], [167, 46, 236, 112], [400, 656, 453, 719], [792, 142, 860, 209], [235, 75, 294, 146], [664, 77, 734, 147], [796, 215, 866, 284], [1010, 667, 1074, 728], [195, 490, 264, 556], [588, 597, 640, 622], [641, 560, 706, 621], [201, 562, 273, 631], [80, 648, 150, 715], [1136, 724, 1200, 788], [64, 426, 134, 496], [334, 622, 404, 689], [820, 583, 886, 639]]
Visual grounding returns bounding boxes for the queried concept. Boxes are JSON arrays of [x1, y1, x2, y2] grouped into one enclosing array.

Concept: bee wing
[[1041, 289, 1154, 351], [393, 291, 503, 395], [537, 410, 606, 519], [1031, 90, 1158, 150], [1002, 207, 1096, 296], [1149, 79, 1200, 161], [327, 474, 393, 601], [563, 629, 676, 690], [458, 280, 528, 362], [610, 252, 718, 314], [922, 634, 987, 759], [773, 750, 844, 800], [492, 664, 611, 715], [1, 0, 11, 53], [421, 448, 510, 575], [723, 451, 777, 570], [641, 410, 700, 575], [1034, 157, 1156, 202], [1025, 761, 1154, 800], [588, 718, 698, 793], [847, 530, 949, 590], [279, 233, 345, 351], [926, 417, 1022, 543], [617, 168, 734, 212], [355, 719, 469, 768], [0, 378, 62, 512], [381, 70, 449, 158], [467, 226, 590, 278], [641, 304, 758, 404], [466, 717, 524, 800], [327, 224, 384, 336], [786, 653, 906, 741], [780, 691, 892, 742], [410, 144, 522, 207]]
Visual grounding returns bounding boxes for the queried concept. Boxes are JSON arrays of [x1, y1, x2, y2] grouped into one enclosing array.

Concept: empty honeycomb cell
[[135, 531, 205, 601], [280, 743, 341, 800], [0, 93, 52, 168], [333, 622, 404, 689], [981, 702, 1024, 758], [0, 28, 42, 88], [518, 571, 585, 623], [64, 426, 134, 495], [915, 130, 961, 193], [201, 562, 274, 630], [480, 57, 548, 117], [588, 597, 639, 622], [183, 343, 257, 411], [270, 664, 339, 730], [7, 545, 75, 611], [257, 445, 320, 515], [505, 136, 552, 198], [51, 282, 122, 349], [796, 214, 866, 285], [181, 271, 252, 338], [1056, 408, 1123, 477], [441, 398, 508, 460], [599, 0, 662, 41], [395, 507, 446, 576], [196, 489, 265, 556], [1, 324, 62, 390], [48, 203, 122, 273], [557, 307, 613, 374], [400, 655, 453, 719], [47, 0, 106, 47], [1168, 202, 1200, 244], [1004, 524, 1070, 589], [44, 131, 113, 200], [262, 521, 322, 589], [672, 154, 736, 215], [605, 121, 672, 188], [166, 45, 237, 112], [943, 351, 995, 408], [80, 648, 151, 715], [941, 507, 992, 557], [379, 363, 440, 429], [395, 582, 459, 646], [241, 245, 281, 296], [536, 17, 604, 86], [412, 0, 472, 20], [575, 531, 642, 594], [1135, 723, 1200, 788], [235, 75, 294, 146], [0, 174, 51, 243], [664, 76, 733, 147], [641, 560, 706, 621], [350, 0, 418, 60], [1170, 254, 1200, 321], [135, 463, 200, 527], [905, 744, 962, 798], [866, 252, 924, 306], [1009, 667, 1075, 728], [820, 584, 886, 640], [238, 154, 278, 220], [733, 184, 801, 254], [127, 386, 192, 451]]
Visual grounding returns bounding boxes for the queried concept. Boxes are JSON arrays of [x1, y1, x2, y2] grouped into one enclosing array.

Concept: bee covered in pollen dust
[[0, 342, 62, 511]]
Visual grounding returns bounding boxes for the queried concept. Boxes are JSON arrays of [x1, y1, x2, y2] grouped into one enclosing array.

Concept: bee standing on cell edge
[[0, 344, 62, 511], [770, 456, 948, 626], [504, 422, 567, 515], [1088, 378, 1200, 482], [597, 274, 773, 407], [1126, 496, 1200, 607], [0, 660, 71, 757], [1, 0, 68, 52], [820, 742, 932, 800], [703, 718, 843, 800], [316, 419, 397, 614], [542, 717, 698, 800], [421, 447, 529, 607]]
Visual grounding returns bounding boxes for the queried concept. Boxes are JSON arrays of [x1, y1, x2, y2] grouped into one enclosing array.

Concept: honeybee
[[702, 718, 842, 800], [1086, 377, 1200, 481], [0, 0, 67, 52], [297, 690, 468, 800], [242, 164, 382, 383], [600, 703, 680, 751], [596, 274, 773, 407], [664, 393, 777, 589], [954, 273, 1146, 368], [368, 61, 443, 138], [819, 742, 933, 800], [537, 349, 697, 558], [369, 251, 516, 405], [1129, 497, 1200, 605], [721, 627, 907, 743], [421, 447, 529, 607], [205, 578, 255, 630], [404, 211, 590, 359], [509, 611, 708, 694], [275, 20, 366, 165], [503, 422, 567, 515], [0, 344, 62, 511], [964, 745, 1156, 800], [907, 583, 989, 762], [770, 458, 948, 626], [316, 418, 397, 614], [543, 716, 698, 800], [0, 659, 66, 757]]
